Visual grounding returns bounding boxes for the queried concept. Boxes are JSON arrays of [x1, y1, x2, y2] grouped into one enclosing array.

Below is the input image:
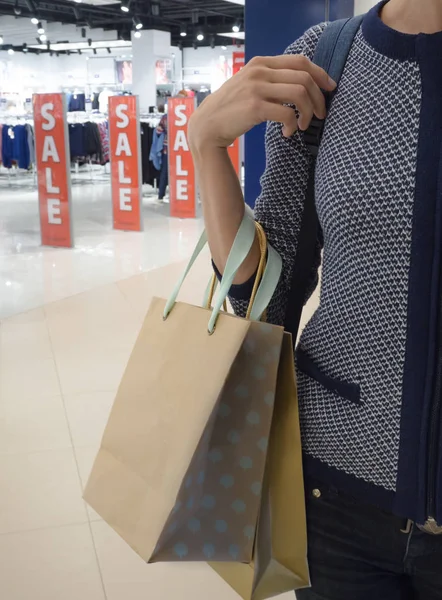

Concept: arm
[[189, 25, 332, 314]]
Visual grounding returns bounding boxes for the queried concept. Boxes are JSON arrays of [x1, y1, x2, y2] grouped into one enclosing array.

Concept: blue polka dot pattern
[[203, 543, 216, 559], [264, 391, 275, 406], [209, 449, 223, 463], [220, 474, 234, 489], [232, 499, 246, 514], [254, 365, 266, 380], [188, 518, 201, 533], [152, 322, 284, 563], [174, 543, 188, 559], [244, 338, 256, 354], [235, 384, 249, 398], [247, 411, 260, 425], [218, 403, 231, 418], [258, 438, 268, 452], [215, 519, 228, 533], [168, 522, 178, 534], [251, 482, 262, 496], [240, 456, 253, 470], [202, 495, 216, 509], [227, 430, 240, 444]]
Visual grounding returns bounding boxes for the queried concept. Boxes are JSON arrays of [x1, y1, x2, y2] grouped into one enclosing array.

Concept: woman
[[189, 0, 442, 598]]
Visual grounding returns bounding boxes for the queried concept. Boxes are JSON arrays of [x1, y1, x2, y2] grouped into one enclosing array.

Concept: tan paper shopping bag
[[84, 296, 285, 562], [211, 334, 310, 600]]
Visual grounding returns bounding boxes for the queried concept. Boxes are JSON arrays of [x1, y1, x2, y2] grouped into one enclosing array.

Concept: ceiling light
[[0, 35, 3, 45], [37, 22, 44, 34], [13, 0, 22, 16], [197, 33, 204, 41], [134, 30, 141, 38], [232, 23, 240, 33], [74, 0, 82, 3], [31, 16, 38, 25], [120, 1, 130, 12], [133, 16, 142, 30], [40, 34, 47, 42], [180, 24, 187, 37], [8, 48, 14, 55], [23, 43, 28, 52]]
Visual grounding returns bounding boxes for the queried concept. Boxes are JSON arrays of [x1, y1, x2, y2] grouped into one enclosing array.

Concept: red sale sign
[[109, 95, 143, 231], [228, 52, 246, 178], [33, 93, 73, 248], [232, 51, 245, 75], [168, 97, 197, 219]]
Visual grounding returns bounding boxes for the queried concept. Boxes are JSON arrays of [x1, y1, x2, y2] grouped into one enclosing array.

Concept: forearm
[[191, 143, 260, 284]]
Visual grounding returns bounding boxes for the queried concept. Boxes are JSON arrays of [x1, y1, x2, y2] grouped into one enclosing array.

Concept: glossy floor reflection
[[0, 180, 203, 318]]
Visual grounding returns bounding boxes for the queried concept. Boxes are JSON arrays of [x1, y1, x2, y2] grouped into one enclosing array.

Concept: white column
[[131, 29, 171, 113]]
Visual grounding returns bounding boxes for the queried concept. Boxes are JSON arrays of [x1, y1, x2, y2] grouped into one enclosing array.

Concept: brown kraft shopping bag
[[84, 214, 309, 599]]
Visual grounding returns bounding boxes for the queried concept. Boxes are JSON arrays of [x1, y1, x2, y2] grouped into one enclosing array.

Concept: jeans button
[[312, 488, 322, 499]]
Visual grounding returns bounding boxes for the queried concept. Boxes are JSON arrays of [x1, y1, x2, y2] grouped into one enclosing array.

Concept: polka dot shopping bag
[[84, 213, 309, 599]]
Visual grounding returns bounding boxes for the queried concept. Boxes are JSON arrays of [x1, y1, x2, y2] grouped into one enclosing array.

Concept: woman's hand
[[188, 54, 336, 152]]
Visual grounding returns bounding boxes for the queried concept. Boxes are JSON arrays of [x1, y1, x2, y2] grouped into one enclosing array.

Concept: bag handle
[[163, 213, 256, 321], [204, 221, 282, 324], [164, 213, 282, 334], [205, 221, 268, 319]]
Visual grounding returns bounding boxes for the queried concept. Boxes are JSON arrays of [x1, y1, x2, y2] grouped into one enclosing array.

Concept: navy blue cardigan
[[227, 2, 442, 525]]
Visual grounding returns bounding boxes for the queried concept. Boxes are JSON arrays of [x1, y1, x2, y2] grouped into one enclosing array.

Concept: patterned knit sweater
[[228, 2, 442, 524]]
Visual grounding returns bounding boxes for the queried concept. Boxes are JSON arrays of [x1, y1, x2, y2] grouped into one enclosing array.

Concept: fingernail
[[328, 76, 337, 89]]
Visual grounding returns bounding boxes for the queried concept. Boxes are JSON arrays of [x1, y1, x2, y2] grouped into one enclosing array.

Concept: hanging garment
[[1, 125, 13, 168], [69, 123, 86, 159], [158, 151, 169, 200], [149, 131, 165, 171], [91, 92, 100, 111], [69, 93, 86, 112], [140, 123, 159, 186], [25, 124, 35, 165], [12, 125, 30, 169], [97, 121, 110, 163]]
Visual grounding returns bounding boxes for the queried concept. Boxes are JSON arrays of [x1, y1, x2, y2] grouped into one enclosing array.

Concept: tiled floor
[[0, 179, 203, 319], [0, 181, 320, 599]]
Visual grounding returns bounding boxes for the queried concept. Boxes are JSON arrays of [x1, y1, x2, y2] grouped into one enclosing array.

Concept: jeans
[[158, 152, 168, 200], [296, 480, 442, 600]]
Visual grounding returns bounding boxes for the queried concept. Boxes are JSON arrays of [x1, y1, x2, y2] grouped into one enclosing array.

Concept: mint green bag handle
[[163, 212, 282, 334]]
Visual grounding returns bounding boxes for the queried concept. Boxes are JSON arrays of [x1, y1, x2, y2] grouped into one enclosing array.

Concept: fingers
[[262, 80, 325, 125], [260, 103, 298, 138], [249, 54, 337, 91]]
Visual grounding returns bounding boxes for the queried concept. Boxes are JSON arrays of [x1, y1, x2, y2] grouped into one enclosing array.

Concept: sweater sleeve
[[227, 23, 328, 326]]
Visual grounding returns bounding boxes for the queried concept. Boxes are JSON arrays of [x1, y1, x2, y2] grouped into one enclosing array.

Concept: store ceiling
[[0, 0, 245, 52]]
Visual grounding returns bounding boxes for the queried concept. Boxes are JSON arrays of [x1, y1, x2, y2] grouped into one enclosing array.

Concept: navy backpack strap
[[304, 15, 365, 156], [283, 15, 364, 343]]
